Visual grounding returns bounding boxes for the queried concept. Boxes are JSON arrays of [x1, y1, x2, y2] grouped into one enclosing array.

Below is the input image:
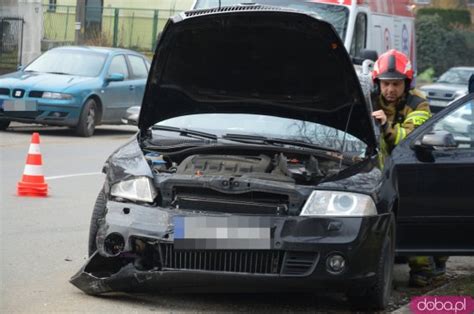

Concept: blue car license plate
[[3, 99, 37, 111], [173, 216, 272, 250]]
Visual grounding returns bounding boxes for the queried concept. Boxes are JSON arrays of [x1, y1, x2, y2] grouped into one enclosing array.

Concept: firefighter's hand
[[372, 110, 387, 126]]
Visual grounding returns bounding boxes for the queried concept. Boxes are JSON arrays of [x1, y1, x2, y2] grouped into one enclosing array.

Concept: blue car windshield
[[193, 0, 349, 40], [24, 50, 107, 77], [156, 113, 366, 154]]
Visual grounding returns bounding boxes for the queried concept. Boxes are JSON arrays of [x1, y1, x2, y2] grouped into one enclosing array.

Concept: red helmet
[[372, 49, 413, 82]]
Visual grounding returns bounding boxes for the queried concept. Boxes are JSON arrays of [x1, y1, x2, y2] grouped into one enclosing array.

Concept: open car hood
[[139, 5, 376, 148]]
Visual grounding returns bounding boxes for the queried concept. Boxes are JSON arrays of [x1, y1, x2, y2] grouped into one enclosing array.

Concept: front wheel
[[347, 215, 395, 310], [0, 119, 11, 131], [88, 189, 107, 256], [76, 99, 97, 137]]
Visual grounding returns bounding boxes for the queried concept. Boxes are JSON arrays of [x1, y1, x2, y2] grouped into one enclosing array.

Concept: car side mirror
[[352, 49, 378, 65], [359, 49, 378, 62], [432, 76, 438, 83], [106, 73, 125, 82], [17, 65, 24, 71], [414, 130, 457, 151]]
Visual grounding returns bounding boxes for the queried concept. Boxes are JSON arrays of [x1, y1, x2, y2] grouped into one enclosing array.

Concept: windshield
[[437, 68, 474, 85], [155, 113, 366, 154], [24, 49, 107, 77], [193, 0, 349, 40]]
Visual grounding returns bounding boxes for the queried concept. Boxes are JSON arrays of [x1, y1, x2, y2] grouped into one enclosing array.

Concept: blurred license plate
[[173, 216, 272, 250], [429, 99, 449, 108], [3, 99, 37, 111]]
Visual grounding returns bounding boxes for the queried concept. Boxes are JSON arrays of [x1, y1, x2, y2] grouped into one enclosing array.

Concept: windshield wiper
[[151, 125, 218, 140], [222, 133, 342, 155], [49, 71, 69, 75]]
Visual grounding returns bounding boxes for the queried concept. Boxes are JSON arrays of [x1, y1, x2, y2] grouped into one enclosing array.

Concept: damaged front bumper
[[71, 201, 391, 295]]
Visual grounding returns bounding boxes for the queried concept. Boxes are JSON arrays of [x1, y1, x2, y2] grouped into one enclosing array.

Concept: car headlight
[[300, 191, 377, 217], [110, 177, 157, 203], [453, 91, 466, 99], [42, 92, 73, 99]]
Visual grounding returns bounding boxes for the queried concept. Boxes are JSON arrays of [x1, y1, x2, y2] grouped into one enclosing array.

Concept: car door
[[391, 93, 474, 255], [126, 54, 149, 108], [101, 54, 134, 122]]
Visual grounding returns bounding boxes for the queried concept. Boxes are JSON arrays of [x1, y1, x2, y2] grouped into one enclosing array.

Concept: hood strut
[[339, 101, 355, 169]]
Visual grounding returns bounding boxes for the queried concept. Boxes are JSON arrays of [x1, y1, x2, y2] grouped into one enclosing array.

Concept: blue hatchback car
[[0, 46, 150, 136]]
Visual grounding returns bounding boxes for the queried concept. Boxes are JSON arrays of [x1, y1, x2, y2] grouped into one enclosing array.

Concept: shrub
[[417, 8, 471, 27], [416, 14, 473, 76]]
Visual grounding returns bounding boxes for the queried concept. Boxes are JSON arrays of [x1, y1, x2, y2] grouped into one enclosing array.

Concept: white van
[[192, 0, 416, 67]]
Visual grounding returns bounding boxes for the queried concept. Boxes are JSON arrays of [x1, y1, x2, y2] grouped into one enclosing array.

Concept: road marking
[[45, 172, 103, 180]]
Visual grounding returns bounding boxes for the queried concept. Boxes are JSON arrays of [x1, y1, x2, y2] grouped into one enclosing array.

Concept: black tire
[[76, 98, 97, 137], [88, 189, 107, 257], [347, 214, 395, 310], [0, 119, 11, 131]]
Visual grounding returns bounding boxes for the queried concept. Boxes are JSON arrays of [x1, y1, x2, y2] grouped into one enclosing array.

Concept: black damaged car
[[72, 5, 418, 310]]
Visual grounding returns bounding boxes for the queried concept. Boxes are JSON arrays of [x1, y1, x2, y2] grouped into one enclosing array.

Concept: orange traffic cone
[[17, 132, 48, 197]]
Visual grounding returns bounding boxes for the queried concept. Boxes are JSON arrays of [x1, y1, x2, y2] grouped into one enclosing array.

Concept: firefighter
[[371, 49, 431, 159], [371, 49, 448, 287]]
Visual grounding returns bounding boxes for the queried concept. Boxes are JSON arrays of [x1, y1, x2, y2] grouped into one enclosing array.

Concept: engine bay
[[145, 150, 344, 185], [136, 144, 352, 215]]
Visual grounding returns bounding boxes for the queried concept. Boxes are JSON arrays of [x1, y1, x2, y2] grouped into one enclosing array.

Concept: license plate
[[429, 99, 449, 108], [173, 216, 272, 250], [3, 99, 37, 111]]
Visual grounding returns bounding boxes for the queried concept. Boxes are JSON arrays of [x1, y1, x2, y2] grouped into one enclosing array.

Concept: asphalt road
[[1, 123, 473, 313]]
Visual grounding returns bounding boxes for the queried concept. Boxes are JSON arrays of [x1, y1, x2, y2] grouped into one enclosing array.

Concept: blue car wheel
[[76, 98, 97, 137], [0, 120, 10, 131]]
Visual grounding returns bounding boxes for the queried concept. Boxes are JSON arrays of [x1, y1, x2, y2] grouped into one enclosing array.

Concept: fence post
[[64, 6, 70, 41], [129, 11, 134, 48], [152, 10, 158, 51], [113, 8, 119, 47]]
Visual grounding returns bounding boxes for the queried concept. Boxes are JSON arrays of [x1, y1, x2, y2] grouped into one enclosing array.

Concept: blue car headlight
[[42, 92, 73, 100], [300, 191, 377, 217]]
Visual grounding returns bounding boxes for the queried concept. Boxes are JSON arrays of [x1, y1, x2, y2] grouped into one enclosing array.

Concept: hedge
[[417, 8, 471, 26]]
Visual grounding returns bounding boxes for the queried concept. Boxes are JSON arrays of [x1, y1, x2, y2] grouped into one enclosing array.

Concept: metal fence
[[42, 5, 181, 52], [0, 17, 24, 71]]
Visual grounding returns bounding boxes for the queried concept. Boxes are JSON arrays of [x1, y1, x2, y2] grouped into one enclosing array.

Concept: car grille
[[426, 89, 456, 101], [0, 88, 10, 96], [282, 252, 319, 276], [161, 243, 283, 274], [29, 91, 44, 98], [174, 187, 289, 215], [160, 243, 318, 276], [184, 5, 289, 18]]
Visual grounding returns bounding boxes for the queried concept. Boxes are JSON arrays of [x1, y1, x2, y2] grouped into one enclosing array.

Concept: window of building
[[48, 0, 57, 12]]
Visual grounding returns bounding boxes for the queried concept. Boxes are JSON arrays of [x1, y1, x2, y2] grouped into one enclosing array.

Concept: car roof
[[449, 66, 474, 71], [50, 46, 144, 56]]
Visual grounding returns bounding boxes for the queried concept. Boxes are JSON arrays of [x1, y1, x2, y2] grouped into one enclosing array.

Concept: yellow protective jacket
[[377, 89, 431, 163]]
